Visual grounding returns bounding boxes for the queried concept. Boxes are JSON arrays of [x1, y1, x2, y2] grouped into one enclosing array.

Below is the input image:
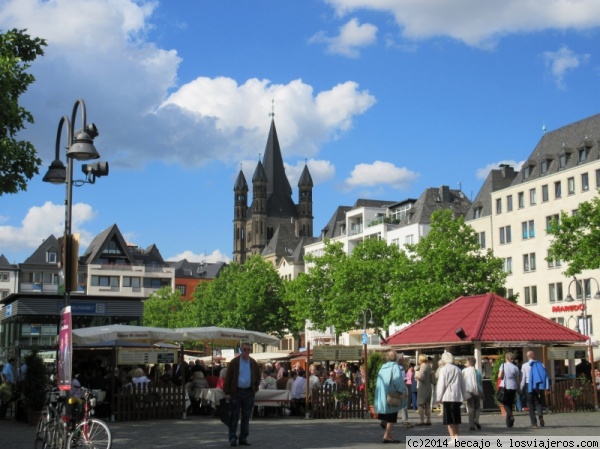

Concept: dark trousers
[[526, 386, 544, 425], [502, 389, 516, 426], [229, 389, 255, 444]]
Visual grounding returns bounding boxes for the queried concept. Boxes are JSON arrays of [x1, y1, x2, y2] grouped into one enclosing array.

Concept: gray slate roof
[[22, 235, 60, 266], [466, 165, 518, 220]]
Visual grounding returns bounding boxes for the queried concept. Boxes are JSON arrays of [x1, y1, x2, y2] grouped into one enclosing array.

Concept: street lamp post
[[564, 276, 600, 410], [42, 98, 108, 391], [356, 309, 374, 413]]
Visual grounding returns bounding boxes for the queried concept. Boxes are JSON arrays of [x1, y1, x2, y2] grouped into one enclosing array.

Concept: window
[[176, 285, 187, 295], [540, 159, 548, 174], [499, 225, 512, 244], [518, 192, 525, 208], [43, 273, 59, 285], [405, 235, 414, 245], [502, 257, 513, 274], [559, 153, 568, 168], [0, 290, 8, 299], [507, 288, 514, 299], [541, 185, 549, 202], [522, 165, 530, 180], [496, 199, 502, 214], [477, 232, 486, 249], [506, 195, 513, 212], [473, 207, 482, 219], [391, 238, 399, 247], [523, 253, 536, 272], [596, 169, 600, 188], [524, 286, 538, 305], [123, 276, 141, 288], [576, 279, 592, 300], [549, 282, 563, 302], [47, 251, 58, 263], [568, 177, 575, 195], [581, 172, 589, 191], [546, 214, 559, 231], [554, 181, 562, 198], [529, 188, 536, 205], [91, 276, 119, 287], [0, 272, 8, 282], [522, 220, 535, 239], [577, 316, 593, 336], [578, 148, 587, 163]]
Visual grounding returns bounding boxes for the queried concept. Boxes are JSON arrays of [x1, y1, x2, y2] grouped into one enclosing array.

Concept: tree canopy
[[547, 192, 600, 276], [0, 28, 46, 195]]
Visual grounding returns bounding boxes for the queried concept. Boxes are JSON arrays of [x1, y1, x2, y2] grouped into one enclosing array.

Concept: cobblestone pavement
[[3, 410, 598, 449]]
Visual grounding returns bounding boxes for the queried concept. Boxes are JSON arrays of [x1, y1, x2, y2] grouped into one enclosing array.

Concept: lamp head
[[67, 125, 100, 161], [564, 293, 574, 303], [455, 327, 467, 340], [368, 317, 375, 326], [355, 319, 361, 327], [42, 159, 67, 184], [594, 290, 600, 300], [82, 161, 109, 178]]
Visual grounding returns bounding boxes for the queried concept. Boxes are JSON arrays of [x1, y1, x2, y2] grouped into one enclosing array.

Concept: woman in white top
[[498, 352, 520, 428], [436, 352, 466, 444]]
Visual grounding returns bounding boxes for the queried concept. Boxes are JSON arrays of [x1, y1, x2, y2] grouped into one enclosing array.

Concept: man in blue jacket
[[520, 351, 549, 428]]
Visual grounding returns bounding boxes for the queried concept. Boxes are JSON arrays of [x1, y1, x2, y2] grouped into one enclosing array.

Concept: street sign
[[313, 345, 363, 361]]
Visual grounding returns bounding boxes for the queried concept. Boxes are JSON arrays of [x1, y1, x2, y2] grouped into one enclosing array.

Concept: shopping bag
[[219, 398, 232, 426]]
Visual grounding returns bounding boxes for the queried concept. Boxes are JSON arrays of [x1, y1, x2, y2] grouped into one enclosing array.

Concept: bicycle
[[35, 387, 111, 449], [64, 388, 112, 449], [35, 387, 67, 449]]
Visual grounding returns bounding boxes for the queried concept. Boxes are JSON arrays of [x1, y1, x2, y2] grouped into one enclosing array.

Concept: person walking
[[415, 354, 433, 426], [436, 352, 466, 445], [223, 341, 261, 447], [461, 356, 482, 431], [374, 350, 405, 444], [0, 357, 17, 419], [520, 350, 549, 429], [498, 352, 520, 428]]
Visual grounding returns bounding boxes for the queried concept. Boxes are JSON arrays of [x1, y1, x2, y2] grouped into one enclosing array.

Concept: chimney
[[499, 164, 514, 178], [439, 185, 450, 202]]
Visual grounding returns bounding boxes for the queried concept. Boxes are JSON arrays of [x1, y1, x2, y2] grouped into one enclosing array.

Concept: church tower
[[297, 163, 314, 237], [250, 160, 268, 255], [233, 117, 315, 263], [232, 169, 248, 263]]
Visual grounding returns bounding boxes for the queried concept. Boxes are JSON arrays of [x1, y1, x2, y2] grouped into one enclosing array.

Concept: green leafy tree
[[0, 28, 46, 195], [285, 240, 347, 335], [389, 209, 507, 324], [193, 255, 289, 337], [143, 286, 195, 328], [547, 193, 600, 276]]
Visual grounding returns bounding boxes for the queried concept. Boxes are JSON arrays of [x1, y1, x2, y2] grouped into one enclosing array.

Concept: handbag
[[219, 398, 233, 426], [386, 366, 402, 406], [496, 386, 506, 403]]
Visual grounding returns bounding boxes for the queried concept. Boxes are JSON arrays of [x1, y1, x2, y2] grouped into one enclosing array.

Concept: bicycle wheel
[[66, 418, 112, 449]]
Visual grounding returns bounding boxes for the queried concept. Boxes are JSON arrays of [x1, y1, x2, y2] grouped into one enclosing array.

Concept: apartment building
[[467, 113, 600, 345], [0, 254, 19, 300], [303, 186, 471, 347]]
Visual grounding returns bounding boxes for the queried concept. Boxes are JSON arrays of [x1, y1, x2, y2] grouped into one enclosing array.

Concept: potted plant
[[366, 351, 384, 418], [21, 350, 48, 424]]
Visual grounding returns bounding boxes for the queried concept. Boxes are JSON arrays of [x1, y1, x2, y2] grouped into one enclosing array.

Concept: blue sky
[[2, 0, 600, 265]]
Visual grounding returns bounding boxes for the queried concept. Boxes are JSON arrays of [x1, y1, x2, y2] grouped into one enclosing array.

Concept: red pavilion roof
[[383, 293, 588, 348]]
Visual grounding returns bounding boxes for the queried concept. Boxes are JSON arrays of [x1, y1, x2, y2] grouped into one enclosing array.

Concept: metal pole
[[64, 156, 73, 306]]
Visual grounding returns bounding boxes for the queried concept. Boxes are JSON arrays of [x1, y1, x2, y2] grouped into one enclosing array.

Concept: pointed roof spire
[[298, 160, 313, 187], [263, 119, 292, 196], [252, 160, 267, 183], [234, 167, 248, 192]]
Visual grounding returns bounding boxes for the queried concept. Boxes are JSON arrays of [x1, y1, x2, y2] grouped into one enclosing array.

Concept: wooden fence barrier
[[114, 384, 185, 421], [310, 385, 367, 419], [548, 378, 595, 413]]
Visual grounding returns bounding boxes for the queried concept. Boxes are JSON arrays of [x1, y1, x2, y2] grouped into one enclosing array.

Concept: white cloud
[[324, 0, 600, 48], [0, 0, 376, 171], [342, 161, 419, 191], [0, 201, 96, 252], [167, 249, 231, 264], [475, 160, 524, 180], [309, 18, 377, 57], [542, 46, 590, 89]]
